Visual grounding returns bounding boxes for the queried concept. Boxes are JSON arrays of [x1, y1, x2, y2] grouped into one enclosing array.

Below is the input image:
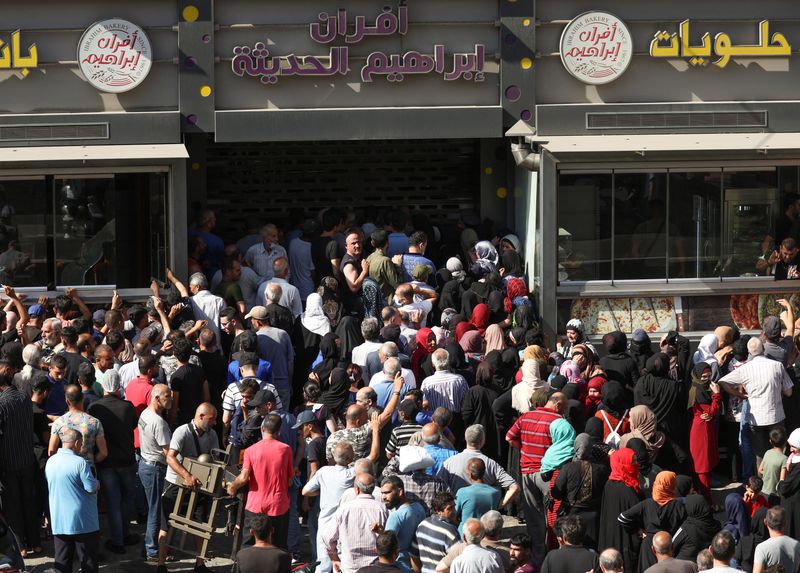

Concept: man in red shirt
[[227, 413, 293, 551], [506, 392, 566, 566], [125, 355, 159, 448]]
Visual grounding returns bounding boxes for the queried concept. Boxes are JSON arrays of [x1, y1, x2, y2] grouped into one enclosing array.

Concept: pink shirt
[[243, 437, 293, 515]]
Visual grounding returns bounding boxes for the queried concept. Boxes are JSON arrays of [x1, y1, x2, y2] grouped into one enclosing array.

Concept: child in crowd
[[760, 427, 788, 503], [742, 476, 768, 517]]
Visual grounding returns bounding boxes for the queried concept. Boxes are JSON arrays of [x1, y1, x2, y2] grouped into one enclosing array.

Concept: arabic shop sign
[[650, 20, 791, 68], [559, 11, 633, 85], [232, 6, 485, 85], [78, 18, 152, 93], [0, 30, 38, 78]]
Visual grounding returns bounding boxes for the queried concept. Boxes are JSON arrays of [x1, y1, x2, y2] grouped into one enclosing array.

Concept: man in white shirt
[[720, 337, 793, 463], [450, 519, 504, 573], [753, 506, 800, 573], [166, 269, 225, 346], [394, 283, 437, 329], [351, 318, 383, 368], [262, 256, 302, 319], [244, 224, 287, 281]]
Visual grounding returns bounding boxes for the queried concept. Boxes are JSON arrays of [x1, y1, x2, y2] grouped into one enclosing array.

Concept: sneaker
[[124, 533, 141, 546], [104, 540, 126, 555]]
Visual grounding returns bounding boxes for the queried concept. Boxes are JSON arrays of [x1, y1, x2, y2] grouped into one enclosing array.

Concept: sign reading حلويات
[[231, 6, 486, 85], [559, 11, 633, 85], [78, 18, 152, 93], [649, 19, 792, 68]]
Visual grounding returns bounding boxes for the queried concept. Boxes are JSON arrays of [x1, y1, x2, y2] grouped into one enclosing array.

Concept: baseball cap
[[292, 409, 318, 429], [247, 389, 276, 409], [28, 304, 45, 318], [244, 306, 268, 321]]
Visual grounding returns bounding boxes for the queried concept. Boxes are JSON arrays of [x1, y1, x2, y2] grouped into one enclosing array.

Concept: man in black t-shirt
[[168, 338, 210, 427], [236, 513, 291, 573], [58, 326, 92, 386], [311, 208, 344, 281], [356, 531, 403, 573]]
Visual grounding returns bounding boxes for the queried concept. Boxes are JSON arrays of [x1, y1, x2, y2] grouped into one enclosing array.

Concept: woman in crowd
[[688, 362, 722, 505], [599, 448, 643, 573], [462, 361, 501, 460], [672, 495, 720, 561], [540, 418, 576, 549]]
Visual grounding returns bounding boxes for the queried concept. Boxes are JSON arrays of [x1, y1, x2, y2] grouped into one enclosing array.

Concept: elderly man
[[352, 317, 383, 368], [367, 341, 416, 387], [369, 358, 414, 410], [46, 429, 100, 573], [420, 349, 468, 425], [438, 424, 519, 505], [49, 385, 107, 467], [256, 257, 302, 319], [227, 413, 294, 550], [167, 268, 224, 344], [244, 223, 287, 281], [323, 473, 389, 573], [420, 423, 457, 476], [599, 548, 624, 573], [262, 283, 294, 333], [302, 442, 356, 573], [436, 512, 510, 573], [86, 371, 138, 554], [642, 531, 696, 573], [720, 337, 793, 462], [449, 519, 504, 573]]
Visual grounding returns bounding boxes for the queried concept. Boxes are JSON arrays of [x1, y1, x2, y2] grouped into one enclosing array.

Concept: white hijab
[[693, 333, 719, 366], [301, 293, 331, 336]]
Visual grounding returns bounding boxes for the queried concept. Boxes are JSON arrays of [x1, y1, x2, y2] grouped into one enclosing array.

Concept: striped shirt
[[720, 355, 793, 426], [323, 493, 389, 573], [396, 472, 448, 515], [386, 423, 423, 457], [412, 515, 460, 573], [505, 407, 562, 474], [221, 377, 284, 413], [420, 371, 469, 413]]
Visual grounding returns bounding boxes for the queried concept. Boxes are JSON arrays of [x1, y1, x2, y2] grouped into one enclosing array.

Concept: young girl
[[689, 362, 722, 506]]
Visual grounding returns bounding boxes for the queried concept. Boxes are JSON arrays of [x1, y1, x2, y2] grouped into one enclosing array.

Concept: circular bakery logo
[[78, 18, 152, 93], [560, 11, 632, 85]]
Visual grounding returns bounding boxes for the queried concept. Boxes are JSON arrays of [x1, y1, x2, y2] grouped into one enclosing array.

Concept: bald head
[[422, 423, 440, 445], [355, 473, 376, 495], [194, 402, 217, 432], [353, 458, 375, 477], [652, 531, 672, 557], [346, 404, 366, 425], [547, 392, 567, 413], [150, 384, 170, 404], [463, 519, 484, 545]]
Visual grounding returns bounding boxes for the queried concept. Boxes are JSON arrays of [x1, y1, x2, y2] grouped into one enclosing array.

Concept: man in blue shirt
[[45, 428, 100, 573], [381, 475, 426, 573]]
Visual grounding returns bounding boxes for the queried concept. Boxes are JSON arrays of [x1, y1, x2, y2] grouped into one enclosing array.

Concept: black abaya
[[598, 480, 642, 573], [461, 385, 500, 460], [619, 498, 686, 573], [779, 462, 800, 539]]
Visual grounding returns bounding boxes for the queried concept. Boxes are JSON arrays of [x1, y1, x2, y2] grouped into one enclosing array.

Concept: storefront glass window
[[557, 165, 788, 283], [0, 171, 167, 290], [557, 172, 612, 281], [668, 171, 721, 279], [613, 172, 668, 280]]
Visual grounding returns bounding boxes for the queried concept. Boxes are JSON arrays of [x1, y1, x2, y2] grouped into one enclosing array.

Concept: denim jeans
[[98, 464, 137, 547], [133, 451, 149, 517], [137, 459, 166, 558]]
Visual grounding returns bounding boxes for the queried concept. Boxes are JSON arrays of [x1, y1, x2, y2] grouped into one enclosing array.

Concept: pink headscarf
[[560, 360, 583, 384], [484, 324, 506, 354]]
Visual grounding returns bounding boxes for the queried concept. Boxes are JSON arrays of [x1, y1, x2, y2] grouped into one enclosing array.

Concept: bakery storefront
[[0, 2, 187, 299], [519, 1, 800, 341]]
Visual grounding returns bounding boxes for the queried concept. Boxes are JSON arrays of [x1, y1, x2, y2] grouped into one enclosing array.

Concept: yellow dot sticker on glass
[[200, 85, 212, 97], [523, 19, 531, 27], [183, 5, 200, 22], [496, 187, 508, 199], [521, 58, 533, 70], [484, 167, 493, 175]]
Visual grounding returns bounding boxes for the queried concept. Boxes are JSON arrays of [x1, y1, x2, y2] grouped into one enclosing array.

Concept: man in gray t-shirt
[[137, 384, 173, 559], [754, 506, 800, 573]]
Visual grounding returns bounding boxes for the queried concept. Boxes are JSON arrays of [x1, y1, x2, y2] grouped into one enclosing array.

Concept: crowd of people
[[2, 206, 800, 573]]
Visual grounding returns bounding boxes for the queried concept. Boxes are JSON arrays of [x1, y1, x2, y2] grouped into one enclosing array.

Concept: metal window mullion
[[611, 171, 615, 284]]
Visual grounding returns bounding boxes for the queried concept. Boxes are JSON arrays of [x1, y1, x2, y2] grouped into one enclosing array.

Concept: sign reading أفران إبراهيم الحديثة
[[78, 18, 152, 93], [231, 6, 486, 85]]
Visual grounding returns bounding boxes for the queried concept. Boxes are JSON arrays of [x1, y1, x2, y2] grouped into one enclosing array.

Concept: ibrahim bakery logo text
[[560, 11, 632, 85], [78, 18, 152, 93]]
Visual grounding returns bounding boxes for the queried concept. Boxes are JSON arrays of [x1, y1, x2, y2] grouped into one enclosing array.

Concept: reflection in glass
[[668, 171, 721, 278], [0, 178, 47, 287], [557, 173, 612, 281], [54, 177, 115, 286], [722, 169, 779, 278], [613, 172, 669, 280]]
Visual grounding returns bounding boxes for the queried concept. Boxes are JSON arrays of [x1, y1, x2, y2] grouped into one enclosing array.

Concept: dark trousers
[[53, 531, 99, 573], [0, 464, 41, 549], [750, 421, 784, 460], [243, 509, 289, 550]]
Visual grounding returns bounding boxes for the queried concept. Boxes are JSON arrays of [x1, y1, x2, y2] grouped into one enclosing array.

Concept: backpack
[[601, 409, 627, 450]]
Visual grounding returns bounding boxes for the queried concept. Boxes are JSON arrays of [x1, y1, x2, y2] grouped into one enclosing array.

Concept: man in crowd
[[643, 531, 697, 573], [235, 514, 291, 573], [250, 305, 294, 408], [509, 533, 535, 573], [708, 530, 739, 572], [323, 473, 389, 573], [263, 256, 302, 319], [410, 492, 460, 573], [245, 223, 286, 281], [227, 413, 294, 551], [302, 442, 356, 573], [357, 531, 403, 573], [46, 428, 100, 573], [352, 318, 384, 368], [540, 515, 600, 573], [214, 257, 247, 315], [394, 283, 437, 329], [420, 350, 468, 436], [263, 284, 294, 333], [449, 519, 504, 573], [367, 229, 403, 305], [753, 506, 800, 573], [400, 231, 437, 286], [49, 384, 107, 467], [380, 475, 426, 572]]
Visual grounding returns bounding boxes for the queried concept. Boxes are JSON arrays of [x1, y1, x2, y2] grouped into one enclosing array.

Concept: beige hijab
[[512, 359, 550, 414]]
